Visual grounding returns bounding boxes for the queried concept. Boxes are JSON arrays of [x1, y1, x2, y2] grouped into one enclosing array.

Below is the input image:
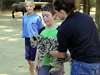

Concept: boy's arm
[[37, 16, 44, 31]]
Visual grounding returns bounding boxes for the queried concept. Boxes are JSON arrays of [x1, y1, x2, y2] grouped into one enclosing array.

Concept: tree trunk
[[0, 0, 3, 10], [83, 0, 90, 14], [75, 0, 81, 10], [95, 0, 100, 30]]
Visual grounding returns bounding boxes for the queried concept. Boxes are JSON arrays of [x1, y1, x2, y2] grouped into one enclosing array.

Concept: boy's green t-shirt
[[40, 26, 58, 39], [40, 26, 58, 65]]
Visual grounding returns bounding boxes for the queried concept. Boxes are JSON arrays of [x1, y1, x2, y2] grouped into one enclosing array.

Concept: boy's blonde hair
[[25, 1, 35, 6]]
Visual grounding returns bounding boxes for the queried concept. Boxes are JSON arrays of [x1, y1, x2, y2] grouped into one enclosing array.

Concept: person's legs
[[50, 65, 64, 75], [71, 60, 100, 75], [50, 70, 64, 75], [25, 38, 37, 75], [38, 65, 51, 75], [28, 60, 35, 75]]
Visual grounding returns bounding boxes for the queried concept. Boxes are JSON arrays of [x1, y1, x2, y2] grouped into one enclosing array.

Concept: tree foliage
[[90, 0, 96, 6], [0, 0, 25, 10]]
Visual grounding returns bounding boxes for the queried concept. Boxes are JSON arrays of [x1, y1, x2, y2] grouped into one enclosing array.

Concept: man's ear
[[52, 11, 58, 19], [53, 13, 57, 19]]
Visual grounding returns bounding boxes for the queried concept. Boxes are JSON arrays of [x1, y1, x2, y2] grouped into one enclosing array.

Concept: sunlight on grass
[[0, 19, 11, 21], [0, 37, 20, 42], [15, 33, 20, 36], [0, 26, 8, 28], [3, 29, 14, 32], [0, 37, 9, 40], [0, 74, 9, 75], [7, 38, 19, 42]]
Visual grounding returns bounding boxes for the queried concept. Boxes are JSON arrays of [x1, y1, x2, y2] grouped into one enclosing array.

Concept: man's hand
[[49, 50, 65, 58]]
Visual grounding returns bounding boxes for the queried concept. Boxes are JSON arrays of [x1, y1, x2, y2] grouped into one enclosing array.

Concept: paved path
[[0, 11, 70, 75]]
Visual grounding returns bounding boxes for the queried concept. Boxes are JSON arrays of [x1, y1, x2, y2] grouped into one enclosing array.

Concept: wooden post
[[83, 0, 90, 14], [0, 0, 3, 11], [25, 0, 33, 2], [95, 0, 100, 30], [75, 0, 81, 10]]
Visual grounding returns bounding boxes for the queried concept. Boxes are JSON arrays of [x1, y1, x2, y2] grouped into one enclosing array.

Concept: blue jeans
[[38, 65, 50, 75], [38, 65, 64, 75], [71, 60, 100, 75]]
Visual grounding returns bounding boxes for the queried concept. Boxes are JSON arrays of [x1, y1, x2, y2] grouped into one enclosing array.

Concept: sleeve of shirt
[[57, 25, 72, 52], [37, 16, 44, 31], [57, 29, 68, 52]]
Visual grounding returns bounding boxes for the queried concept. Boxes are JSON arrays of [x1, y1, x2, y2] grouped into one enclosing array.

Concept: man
[[50, 0, 100, 75]]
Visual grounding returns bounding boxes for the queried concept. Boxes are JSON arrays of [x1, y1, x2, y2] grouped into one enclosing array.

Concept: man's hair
[[53, 0, 75, 13]]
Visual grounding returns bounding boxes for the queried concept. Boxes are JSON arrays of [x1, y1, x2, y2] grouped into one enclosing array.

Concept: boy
[[22, 1, 43, 75], [31, 4, 67, 75]]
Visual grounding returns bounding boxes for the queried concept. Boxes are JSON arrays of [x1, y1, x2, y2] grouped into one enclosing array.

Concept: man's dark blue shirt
[[57, 11, 100, 63]]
